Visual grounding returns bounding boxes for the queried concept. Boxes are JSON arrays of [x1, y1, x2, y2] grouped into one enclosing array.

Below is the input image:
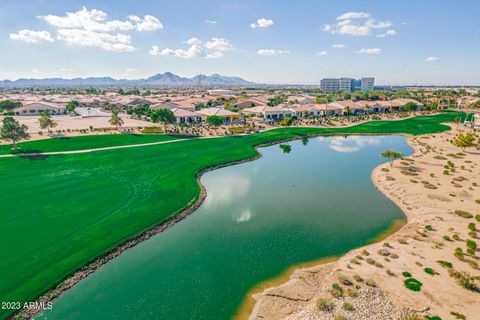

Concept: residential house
[[195, 107, 239, 123], [15, 101, 66, 116]]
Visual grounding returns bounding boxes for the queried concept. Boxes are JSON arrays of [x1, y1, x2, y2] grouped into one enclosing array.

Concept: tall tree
[[1, 116, 30, 149], [66, 100, 79, 114], [381, 150, 404, 167], [39, 110, 57, 134], [109, 108, 124, 130], [151, 108, 176, 132]]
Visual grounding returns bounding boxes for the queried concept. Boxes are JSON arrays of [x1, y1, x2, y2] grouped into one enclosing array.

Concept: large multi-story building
[[320, 77, 375, 93], [360, 77, 375, 92]]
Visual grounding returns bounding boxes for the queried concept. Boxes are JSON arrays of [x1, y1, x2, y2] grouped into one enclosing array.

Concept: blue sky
[[0, 0, 479, 85]]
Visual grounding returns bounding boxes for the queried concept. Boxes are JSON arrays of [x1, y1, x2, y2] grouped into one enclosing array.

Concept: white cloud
[[332, 43, 347, 48], [10, 29, 54, 43], [250, 18, 274, 29], [377, 29, 397, 37], [205, 19, 217, 24], [40, 7, 163, 32], [60, 68, 73, 72], [323, 12, 392, 36], [150, 44, 203, 58], [425, 56, 439, 63], [205, 37, 233, 51], [57, 29, 136, 52], [257, 49, 289, 56], [132, 15, 163, 31], [125, 68, 137, 73], [356, 48, 382, 55], [337, 11, 370, 20], [205, 51, 224, 59], [184, 37, 202, 45], [151, 37, 233, 59], [316, 51, 328, 56]]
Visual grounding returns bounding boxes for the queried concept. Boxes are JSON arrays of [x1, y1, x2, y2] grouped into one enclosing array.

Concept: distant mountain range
[[1, 72, 254, 88]]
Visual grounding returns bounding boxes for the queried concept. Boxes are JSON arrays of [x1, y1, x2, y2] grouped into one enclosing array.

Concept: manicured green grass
[[0, 111, 464, 318], [0, 133, 193, 155]]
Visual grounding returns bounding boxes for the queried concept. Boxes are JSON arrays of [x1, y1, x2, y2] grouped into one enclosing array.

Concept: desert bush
[[467, 248, 475, 255], [454, 210, 473, 219], [468, 223, 476, 231], [436, 260, 453, 269], [347, 288, 358, 298], [338, 276, 352, 286], [386, 269, 395, 276], [391, 253, 399, 259], [316, 297, 334, 312], [424, 225, 433, 231], [466, 239, 477, 250], [342, 302, 354, 311], [448, 269, 478, 290], [377, 248, 390, 256], [353, 275, 363, 282], [424, 267, 439, 275], [450, 311, 466, 320], [452, 234, 461, 241], [334, 315, 349, 320], [375, 262, 383, 268], [402, 271, 412, 277], [365, 279, 376, 287], [468, 260, 478, 269], [404, 278, 423, 291], [330, 283, 344, 298], [350, 258, 360, 265], [476, 215, 480, 222], [361, 249, 369, 256], [443, 235, 452, 241], [366, 258, 375, 265]]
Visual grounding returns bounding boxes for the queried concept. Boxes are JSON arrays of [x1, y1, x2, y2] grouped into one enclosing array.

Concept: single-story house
[[195, 107, 239, 123], [15, 102, 66, 116], [150, 101, 181, 110], [171, 108, 202, 124], [242, 105, 294, 121]]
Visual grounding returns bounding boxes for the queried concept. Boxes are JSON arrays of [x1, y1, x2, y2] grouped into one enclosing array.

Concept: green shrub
[[342, 302, 354, 311], [468, 223, 476, 231], [424, 225, 433, 231], [454, 210, 473, 218], [402, 271, 412, 277], [466, 248, 475, 255], [452, 234, 461, 241], [425, 316, 442, 320], [330, 283, 344, 298], [424, 267, 438, 275], [404, 278, 423, 291], [443, 235, 452, 241], [476, 215, 480, 222], [436, 260, 453, 269], [454, 250, 464, 260], [466, 239, 477, 250], [316, 297, 334, 312]]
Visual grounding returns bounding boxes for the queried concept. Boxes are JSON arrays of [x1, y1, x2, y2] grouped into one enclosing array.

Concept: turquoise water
[[37, 136, 411, 320]]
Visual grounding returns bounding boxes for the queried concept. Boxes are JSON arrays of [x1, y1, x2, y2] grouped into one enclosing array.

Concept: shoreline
[[234, 218, 407, 320], [247, 124, 480, 320]]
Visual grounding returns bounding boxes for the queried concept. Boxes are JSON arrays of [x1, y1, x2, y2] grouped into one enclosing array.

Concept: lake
[[37, 135, 412, 320]]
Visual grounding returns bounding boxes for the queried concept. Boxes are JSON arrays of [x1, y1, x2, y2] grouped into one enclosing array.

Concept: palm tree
[[109, 108, 124, 130]]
